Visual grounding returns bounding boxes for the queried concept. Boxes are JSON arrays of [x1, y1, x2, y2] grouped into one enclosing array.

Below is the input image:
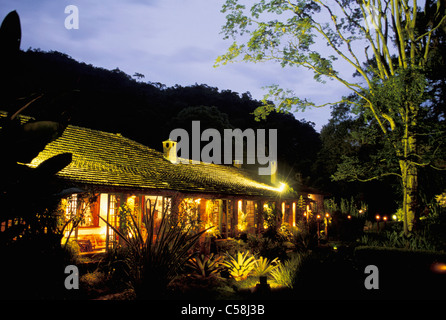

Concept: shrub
[[251, 256, 279, 277], [216, 238, 249, 256], [102, 196, 206, 299], [80, 270, 107, 295], [222, 251, 256, 281], [358, 230, 441, 251], [247, 235, 288, 261], [278, 223, 295, 242], [186, 253, 225, 278], [270, 253, 306, 289], [290, 221, 315, 252]]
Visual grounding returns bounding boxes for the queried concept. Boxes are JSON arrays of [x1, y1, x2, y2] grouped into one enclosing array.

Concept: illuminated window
[[281, 202, 285, 223], [80, 204, 94, 227], [292, 202, 296, 227], [66, 194, 78, 219]]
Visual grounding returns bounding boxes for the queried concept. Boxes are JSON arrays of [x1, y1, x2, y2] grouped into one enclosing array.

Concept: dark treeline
[[1, 48, 321, 190]]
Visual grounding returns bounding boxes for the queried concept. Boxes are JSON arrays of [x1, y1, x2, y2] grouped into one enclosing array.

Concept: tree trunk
[[400, 124, 418, 235], [401, 161, 418, 234]]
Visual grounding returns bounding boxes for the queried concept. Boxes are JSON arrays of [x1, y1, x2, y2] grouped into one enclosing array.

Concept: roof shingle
[[27, 124, 285, 198]]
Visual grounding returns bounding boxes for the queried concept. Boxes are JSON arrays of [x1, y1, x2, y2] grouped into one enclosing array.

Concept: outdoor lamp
[[278, 182, 286, 192]]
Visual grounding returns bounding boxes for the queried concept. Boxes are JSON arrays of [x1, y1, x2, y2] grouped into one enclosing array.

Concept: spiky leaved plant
[[251, 256, 279, 277], [222, 250, 256, 281], [186, 253, 225, 278], [101, 194, 206, 299]]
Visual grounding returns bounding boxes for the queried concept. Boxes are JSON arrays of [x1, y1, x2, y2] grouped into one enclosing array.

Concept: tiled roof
[[22, 122, 286, 198]]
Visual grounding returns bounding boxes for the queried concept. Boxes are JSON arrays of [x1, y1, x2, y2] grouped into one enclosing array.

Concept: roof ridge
[[27, 120, 285, 197]]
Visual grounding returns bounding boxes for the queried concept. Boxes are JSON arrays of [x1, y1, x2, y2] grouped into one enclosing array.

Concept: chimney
[[163, 139, 177, 164]]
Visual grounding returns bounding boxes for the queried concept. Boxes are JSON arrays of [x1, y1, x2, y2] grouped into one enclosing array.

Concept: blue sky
[[0, 0, 352, 131]]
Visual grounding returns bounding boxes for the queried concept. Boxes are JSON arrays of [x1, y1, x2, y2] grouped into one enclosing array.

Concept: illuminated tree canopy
[[216, 0, 446, 234]]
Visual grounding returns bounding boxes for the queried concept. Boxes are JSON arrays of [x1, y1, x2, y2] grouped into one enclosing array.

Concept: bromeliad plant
[[100, 194, 206, 299], [186, 253, 225, 278], [251, 256, 279, 278], [222, 250, 256, 281]]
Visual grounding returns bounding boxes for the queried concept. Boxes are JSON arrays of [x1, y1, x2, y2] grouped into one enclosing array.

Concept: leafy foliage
[[358, 230, 441, 251], [251, 256, 279, 277], [222, 250, 256, 281], [101, 195, 206, 298], [247, 232, 288, 261], [186, 253, 225, 278], [270, 253, 307, 289], [0, 11, 76, 299], [217, 0, 446, 236]]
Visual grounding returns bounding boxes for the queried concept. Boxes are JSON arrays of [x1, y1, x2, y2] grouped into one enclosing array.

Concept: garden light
[[277, 182, 286, 192], [347, 215, 351, 220], [431, 262, 446, 274], [376, 214, 381, 232]]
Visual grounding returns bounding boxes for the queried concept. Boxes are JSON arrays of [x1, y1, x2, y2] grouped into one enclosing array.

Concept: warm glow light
[[347, 215, 351, 219], [237, 200, 246, 231], [316, 214, 321, 219], [292, 202, 296, 227], [194, 198, 201, 204], [376, 214, 381, 220], [277, 182, 286, 192], [383, 216, 388, 221], [392, 214, 398, 221], [127, 196, 135, 209], [431, 262, 446, 274], [325, 213, 330, 218]]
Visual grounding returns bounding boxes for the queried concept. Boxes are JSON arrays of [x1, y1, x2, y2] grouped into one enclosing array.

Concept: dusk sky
[[0, 0, 353, 132]]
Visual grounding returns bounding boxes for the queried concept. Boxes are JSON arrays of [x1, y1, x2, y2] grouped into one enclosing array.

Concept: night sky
[[0, 0, 355, 131]]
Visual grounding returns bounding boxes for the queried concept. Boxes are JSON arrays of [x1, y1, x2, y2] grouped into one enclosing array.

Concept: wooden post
[[105, 193, 110, 251], [218, 199, 223, 235]]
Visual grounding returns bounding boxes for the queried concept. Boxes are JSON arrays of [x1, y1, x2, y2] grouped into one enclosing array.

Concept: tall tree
[[216, 0, 446, 234]]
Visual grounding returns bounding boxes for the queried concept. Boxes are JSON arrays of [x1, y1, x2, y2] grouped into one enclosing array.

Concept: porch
[[61, 191, 319, 255]]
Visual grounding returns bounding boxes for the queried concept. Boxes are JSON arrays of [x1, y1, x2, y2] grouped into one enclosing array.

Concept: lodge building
[[1, 112, 324, 255]]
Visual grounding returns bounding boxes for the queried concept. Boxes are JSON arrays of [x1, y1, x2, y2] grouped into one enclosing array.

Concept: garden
[[67, 194, 446, 301]]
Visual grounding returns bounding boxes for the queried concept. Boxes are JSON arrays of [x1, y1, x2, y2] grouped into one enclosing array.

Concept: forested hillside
[[1, 48, 321, 189]]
